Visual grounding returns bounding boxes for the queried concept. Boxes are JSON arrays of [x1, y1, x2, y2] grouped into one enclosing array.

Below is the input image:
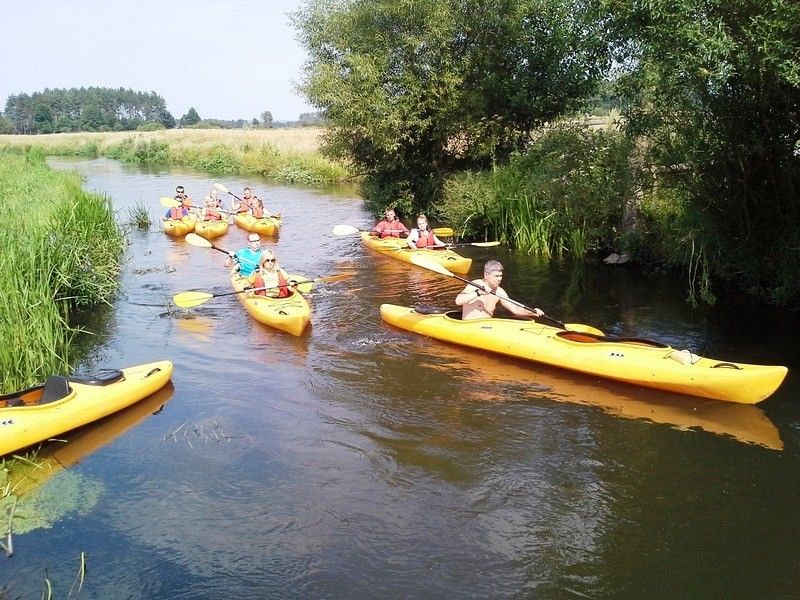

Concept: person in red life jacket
[[164, 185, 194, 219], [200, 196, 223, 221], [371, 207, 409, 238], [455, 260, 544, 321], [231, 187, 258, 214], [407, 214, 446, 249], [251, 249, 296, 298], [251, 197, 265, 218]]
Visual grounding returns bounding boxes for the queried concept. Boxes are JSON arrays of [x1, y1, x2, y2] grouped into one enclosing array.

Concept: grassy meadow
[[0, 150, 123, 392], [0, 127, 352, 186]]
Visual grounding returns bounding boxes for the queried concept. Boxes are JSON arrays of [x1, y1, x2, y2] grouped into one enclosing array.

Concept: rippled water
[[1, 158, 798, 598]]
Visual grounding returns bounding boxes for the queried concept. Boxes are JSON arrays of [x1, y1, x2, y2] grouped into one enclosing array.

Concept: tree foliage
[[3, 87, 175, 134], [293, 0, 611, 212], [608, 0, 800, 303], [180, 107, 201, 127]]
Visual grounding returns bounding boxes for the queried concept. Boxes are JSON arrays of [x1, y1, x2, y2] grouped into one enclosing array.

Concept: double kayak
[[194, 218, 230, 239], [0, 361, 173, 457], [379, 305, 788, 404], [230, 274, 311, 336], [361, 232, 472, 275], [162, 215, 196, 237], [234, 213, 282, 236]]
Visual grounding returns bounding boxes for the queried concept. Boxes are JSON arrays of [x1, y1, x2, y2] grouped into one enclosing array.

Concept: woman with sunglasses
[[252, 249, 294, 298]]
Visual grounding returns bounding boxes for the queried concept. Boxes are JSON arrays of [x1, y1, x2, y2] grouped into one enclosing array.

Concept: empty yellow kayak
[[230, 274, 311, 336], [361, 232, 472, 274], [194, 218, 229, 239], [379, 305, 787, 404], [0, 361, 174, 457], [162, 215, 196, 237], [234, 213, 282, 236]]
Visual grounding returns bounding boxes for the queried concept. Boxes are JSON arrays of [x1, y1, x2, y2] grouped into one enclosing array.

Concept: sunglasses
[[264, 258, 275, 263]]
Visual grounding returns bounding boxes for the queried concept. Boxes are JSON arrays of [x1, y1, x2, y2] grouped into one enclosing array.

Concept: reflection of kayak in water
[[416, 339, 783, 450], [380, 305, 787, 404], [0, 361, 173, 457]]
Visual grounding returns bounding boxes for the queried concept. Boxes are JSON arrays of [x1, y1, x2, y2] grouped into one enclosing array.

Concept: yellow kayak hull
[[162, 215, 196, 237], [361, 232, 472, 275], [234, 213, 281, 236], [194, 219, 230, 239], [231, 275, 311, 336], [379, 304, 787, 404], [0, 361, 174, 457]]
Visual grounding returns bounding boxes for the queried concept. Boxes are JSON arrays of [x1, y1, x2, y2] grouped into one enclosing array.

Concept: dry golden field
[[0, 126, 325, 154]]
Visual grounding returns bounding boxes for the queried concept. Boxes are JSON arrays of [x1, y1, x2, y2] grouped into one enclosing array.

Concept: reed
[[0, 151, 123, 391], [127, 201, 152, 229]]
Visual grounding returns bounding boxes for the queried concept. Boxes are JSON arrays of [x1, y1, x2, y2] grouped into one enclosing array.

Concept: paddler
[[251, 250, 296, 298], [455, 260, 544, 321], [200, 196, 223, 221], [371, 207, 409, 239], [231, 187, 257, 214], [407, 214, 446, 249], [225, 232, 263, 277], [164, 185, 193, 219]]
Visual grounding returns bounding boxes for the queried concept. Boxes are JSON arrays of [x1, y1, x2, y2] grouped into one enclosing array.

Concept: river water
[[2, 158, 798, 598]]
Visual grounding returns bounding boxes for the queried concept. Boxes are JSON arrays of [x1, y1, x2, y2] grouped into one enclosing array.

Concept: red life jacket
[[253, 269, 291, 298], [252, 205, 264, 218], [204, 209, 222, 221], [415, 229, 437, 248]]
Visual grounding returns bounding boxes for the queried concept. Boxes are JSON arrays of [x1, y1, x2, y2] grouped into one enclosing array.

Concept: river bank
[[0, 127, 351, 186], [0, 150, 123, 391]]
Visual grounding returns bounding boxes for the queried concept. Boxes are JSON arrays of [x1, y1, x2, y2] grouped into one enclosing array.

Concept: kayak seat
[[40, 376, 71, 404], [69, 369, 125, 386]]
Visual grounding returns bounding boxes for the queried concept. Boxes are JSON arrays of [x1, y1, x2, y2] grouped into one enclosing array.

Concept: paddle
[[160, 197, 235, 215], [332, 224, 455, 237], [392, 241, 500, 251], [409, 254, 605, 336], [185, 232, 232, 256]]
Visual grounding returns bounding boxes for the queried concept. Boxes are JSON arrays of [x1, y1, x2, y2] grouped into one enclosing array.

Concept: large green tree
[[608, 0, 800, 303], [294, 0, 610, 212]]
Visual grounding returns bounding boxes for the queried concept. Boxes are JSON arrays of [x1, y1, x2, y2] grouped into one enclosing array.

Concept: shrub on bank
[[439, 125, 634, 256]]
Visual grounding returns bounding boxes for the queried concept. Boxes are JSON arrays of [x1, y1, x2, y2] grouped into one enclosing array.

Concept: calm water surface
[[2, 158, 798, 598]]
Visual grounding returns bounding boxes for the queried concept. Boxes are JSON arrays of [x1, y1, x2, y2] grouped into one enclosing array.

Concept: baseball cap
[[247, 233, 260, 243]]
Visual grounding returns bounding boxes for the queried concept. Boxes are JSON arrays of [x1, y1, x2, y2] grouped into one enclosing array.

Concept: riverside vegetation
[[0, 149, 123, 392], [0, 127, 351, 186]]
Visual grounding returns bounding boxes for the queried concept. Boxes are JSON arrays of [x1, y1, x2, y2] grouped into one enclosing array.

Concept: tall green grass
[[0, 150, 123, 391], [438, 125, 633, 257]]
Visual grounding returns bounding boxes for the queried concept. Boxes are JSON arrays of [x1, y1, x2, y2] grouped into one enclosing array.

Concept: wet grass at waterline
[[0, 151, 123, 391], [0, 128, 352, 186]]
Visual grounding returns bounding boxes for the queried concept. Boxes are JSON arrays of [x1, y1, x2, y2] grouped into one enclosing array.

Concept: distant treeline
[[0, 87, 326, 134], [1, 87, 175, 134]]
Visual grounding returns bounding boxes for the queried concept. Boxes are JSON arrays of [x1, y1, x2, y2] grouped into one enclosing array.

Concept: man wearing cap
[[225, 233, 263, 277], [164, 185, 193, 218]]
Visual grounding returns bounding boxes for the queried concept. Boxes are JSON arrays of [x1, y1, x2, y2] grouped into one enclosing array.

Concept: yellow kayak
[[361, 232, 472, 275], [162, 214, 196, 237], [230, 274, 311, 336], [379, 305, 787, 404], [0, 361, 174, 457], [194, 218, 230, 239], [234, 213, 282, 236]]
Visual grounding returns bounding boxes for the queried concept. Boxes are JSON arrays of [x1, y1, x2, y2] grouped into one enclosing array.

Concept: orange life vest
[[252, 205, 264, 218], [415, 230, 437, 248], [204, 209, 222, 221], [253, 269, 291, 298]]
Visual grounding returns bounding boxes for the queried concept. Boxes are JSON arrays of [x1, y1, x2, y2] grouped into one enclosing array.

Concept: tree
[[260, 110, 273, 128], [32, 103, 54, 133], [608, 0, 800, 303], [180, 107, 201, 127], [293, 0, 610, 211]]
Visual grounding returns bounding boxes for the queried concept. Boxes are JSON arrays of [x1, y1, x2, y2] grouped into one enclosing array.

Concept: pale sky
[[0, 0, 317, 122]]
